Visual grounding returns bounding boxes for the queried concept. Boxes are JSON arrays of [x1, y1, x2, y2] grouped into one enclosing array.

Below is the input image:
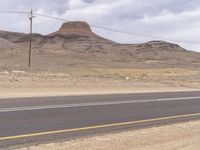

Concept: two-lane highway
[[0, 91, 200, 149]]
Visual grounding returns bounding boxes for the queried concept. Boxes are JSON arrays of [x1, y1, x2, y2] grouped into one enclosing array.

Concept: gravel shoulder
[[16, 120, 200, 150]]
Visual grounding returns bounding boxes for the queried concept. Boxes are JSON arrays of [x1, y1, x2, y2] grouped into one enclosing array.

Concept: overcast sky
[[0, 0, 200, 51]]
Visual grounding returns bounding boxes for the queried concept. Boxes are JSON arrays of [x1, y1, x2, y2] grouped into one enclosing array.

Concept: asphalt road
[[1, 91, 200, 149]]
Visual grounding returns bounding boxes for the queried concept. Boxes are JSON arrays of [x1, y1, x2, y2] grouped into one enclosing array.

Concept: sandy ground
[[15, 120, 200, 150], [0, 68, 200, 98]]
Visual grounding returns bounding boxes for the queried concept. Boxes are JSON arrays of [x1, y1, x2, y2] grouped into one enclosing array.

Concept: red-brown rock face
[[50, 21, 97, 37]]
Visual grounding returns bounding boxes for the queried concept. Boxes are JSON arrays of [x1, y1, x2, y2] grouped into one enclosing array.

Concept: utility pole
[[28, 10, 34, 68]]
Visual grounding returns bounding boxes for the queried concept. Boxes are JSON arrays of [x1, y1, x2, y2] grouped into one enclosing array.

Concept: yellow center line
[[1, 112, 200, 141]]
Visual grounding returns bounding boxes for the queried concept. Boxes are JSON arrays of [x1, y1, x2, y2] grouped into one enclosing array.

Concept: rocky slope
[[0, 21, 200, 69]]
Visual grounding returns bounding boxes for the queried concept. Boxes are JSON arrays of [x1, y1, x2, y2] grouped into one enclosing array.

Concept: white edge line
[[0, 96, 200, 113]]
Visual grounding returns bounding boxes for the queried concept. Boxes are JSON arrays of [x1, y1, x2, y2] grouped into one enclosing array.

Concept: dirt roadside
[[0, 68, 200, 98], [15, 120, 200, 150]]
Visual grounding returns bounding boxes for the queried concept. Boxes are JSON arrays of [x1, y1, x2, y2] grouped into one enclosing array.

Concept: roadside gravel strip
[[16, 120, 200, 150]]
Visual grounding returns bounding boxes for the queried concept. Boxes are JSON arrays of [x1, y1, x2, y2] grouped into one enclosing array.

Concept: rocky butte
[[0, 21, 200, 69], [50, 21, 98, 38]]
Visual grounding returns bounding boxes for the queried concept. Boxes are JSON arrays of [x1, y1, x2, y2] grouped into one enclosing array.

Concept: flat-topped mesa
[[49, 21, 98, 38]]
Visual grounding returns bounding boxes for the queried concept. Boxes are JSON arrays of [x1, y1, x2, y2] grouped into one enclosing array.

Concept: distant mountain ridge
[[0, 21, 200, 69]]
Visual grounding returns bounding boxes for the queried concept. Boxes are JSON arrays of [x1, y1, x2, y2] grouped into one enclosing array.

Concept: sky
[[0, 0, 200, 51]]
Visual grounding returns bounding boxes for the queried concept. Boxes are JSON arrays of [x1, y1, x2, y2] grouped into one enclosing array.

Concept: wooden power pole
[[28, 10, 34, 68]]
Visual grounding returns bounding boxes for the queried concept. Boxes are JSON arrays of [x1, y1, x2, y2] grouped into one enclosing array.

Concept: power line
[[0, 10, 200, 45], [34, 13, 68, 22], [90, 25, 200, 44], [0, 11, 28, 14], [33, 12, 200, 45]]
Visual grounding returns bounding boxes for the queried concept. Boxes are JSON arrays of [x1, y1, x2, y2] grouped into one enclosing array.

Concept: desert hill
[[0, 21, 200, 69]]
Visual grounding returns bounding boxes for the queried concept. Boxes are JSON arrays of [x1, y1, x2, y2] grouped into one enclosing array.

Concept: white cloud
[[0, 0, 200, 51]]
